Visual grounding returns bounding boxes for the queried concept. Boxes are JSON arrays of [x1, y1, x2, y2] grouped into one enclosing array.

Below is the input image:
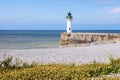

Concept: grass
[[0, 54, 120, 80]]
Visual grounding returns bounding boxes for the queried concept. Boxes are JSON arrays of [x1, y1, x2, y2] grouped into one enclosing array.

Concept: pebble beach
[[0, 43, 120, 65]]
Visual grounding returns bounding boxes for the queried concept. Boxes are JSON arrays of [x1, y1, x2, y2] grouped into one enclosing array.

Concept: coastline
[[0, 43, 120, 65]]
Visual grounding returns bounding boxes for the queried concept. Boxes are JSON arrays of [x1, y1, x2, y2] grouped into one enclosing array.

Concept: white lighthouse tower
[[66, 11, 73, 35]]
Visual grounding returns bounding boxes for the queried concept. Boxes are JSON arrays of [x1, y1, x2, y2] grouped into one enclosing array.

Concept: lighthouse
[[66, 11, 73, 35]]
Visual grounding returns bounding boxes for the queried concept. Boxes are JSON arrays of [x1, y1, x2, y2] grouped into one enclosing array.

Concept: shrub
[[0, 55, 120, 79], [12, 58, 22, 69], [0, 54, 38, 70], [0, 54, 13, 69], [30, 61, 38, 67]]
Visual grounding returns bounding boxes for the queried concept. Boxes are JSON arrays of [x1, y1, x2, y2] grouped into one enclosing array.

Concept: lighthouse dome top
[[66, 11, 73, 19], [68, 11, 71, 16]]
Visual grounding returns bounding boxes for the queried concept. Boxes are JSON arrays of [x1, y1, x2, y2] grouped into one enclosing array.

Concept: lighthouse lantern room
[[66, 11, 73, 35]]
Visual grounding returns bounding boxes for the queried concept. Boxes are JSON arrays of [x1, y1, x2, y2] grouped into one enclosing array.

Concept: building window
[[69, 28, 71, 30]]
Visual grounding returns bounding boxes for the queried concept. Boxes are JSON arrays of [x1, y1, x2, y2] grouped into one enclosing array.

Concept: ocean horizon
[[0, 30, 120, 49]]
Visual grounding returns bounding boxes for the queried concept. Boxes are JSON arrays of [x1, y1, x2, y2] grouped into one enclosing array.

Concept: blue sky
[[0, 0, 120, 30]]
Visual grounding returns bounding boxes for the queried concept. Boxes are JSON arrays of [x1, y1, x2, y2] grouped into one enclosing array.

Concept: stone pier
[[60, 32, 120, 47]]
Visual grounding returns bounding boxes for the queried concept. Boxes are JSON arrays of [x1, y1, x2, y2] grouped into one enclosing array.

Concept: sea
[[0, 30, 120, 49]]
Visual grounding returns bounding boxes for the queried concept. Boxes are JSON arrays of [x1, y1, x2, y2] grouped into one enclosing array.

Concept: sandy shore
[[0, 43, 120, 65]]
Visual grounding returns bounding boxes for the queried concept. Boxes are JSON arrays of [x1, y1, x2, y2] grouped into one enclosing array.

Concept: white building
[[66, 11, 73, 35]]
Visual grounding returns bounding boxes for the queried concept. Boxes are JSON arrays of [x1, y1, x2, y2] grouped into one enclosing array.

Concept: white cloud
[[110, 7, 120, 13]]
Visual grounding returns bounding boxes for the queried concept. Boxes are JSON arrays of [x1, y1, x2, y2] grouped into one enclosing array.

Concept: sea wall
[[60, 32, 120, 47]]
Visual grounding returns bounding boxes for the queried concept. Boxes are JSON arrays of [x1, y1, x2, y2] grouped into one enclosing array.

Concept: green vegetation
[[0, 54, 120, 80]]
